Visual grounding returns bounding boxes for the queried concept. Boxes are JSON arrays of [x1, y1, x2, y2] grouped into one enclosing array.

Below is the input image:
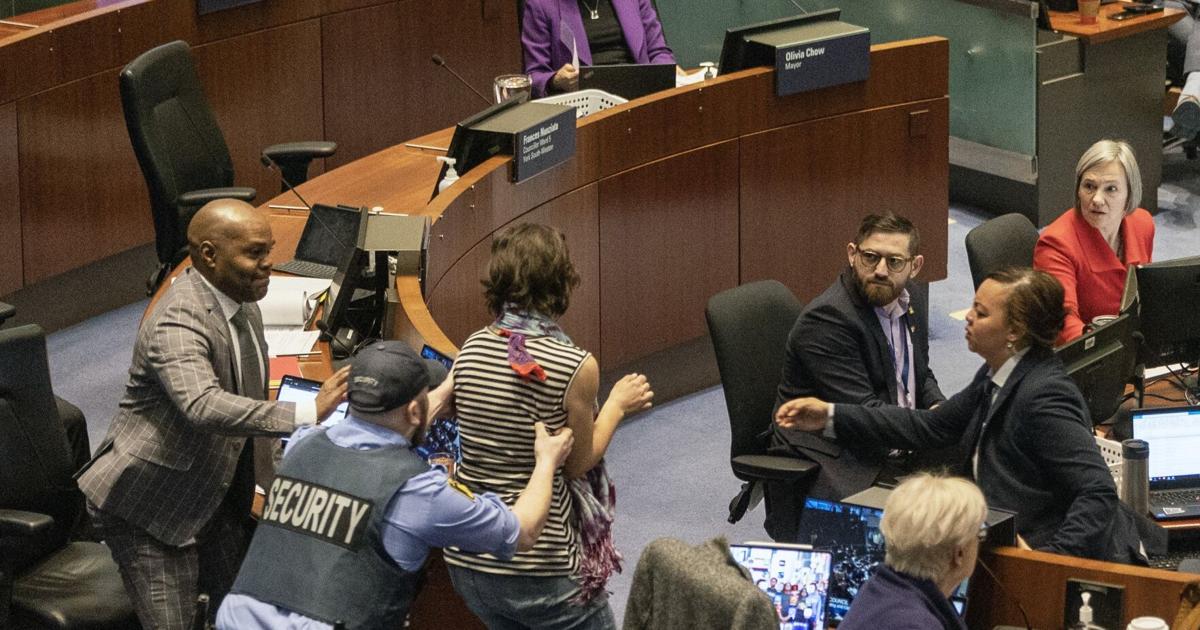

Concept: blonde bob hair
[[881, 473, 988, 582], [1075, 139, 1142, 215]]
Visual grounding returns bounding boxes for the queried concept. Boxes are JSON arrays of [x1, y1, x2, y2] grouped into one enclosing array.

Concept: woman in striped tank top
[[445, 223, 654, 629]]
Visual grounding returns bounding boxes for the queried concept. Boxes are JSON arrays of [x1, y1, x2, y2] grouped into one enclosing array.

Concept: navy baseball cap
[[347, 341, 448, 413]]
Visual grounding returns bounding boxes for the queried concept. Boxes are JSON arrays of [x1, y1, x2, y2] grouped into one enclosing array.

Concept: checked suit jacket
[[80, 267, 297, 546]]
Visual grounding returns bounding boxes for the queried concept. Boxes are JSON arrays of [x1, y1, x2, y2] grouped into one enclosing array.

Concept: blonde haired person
[[838, 473, 987, 630], [1034, 139, 1154, 345]]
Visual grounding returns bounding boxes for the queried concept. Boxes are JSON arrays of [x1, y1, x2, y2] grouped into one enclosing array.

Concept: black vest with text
[[230, 430, 428, 629]]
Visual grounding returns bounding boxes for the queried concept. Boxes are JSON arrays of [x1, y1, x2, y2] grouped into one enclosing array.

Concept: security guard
[[216, 341, 574, 629]]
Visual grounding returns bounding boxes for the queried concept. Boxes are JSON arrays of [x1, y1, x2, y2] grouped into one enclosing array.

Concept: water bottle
[[1121, 439, 1150, 516]]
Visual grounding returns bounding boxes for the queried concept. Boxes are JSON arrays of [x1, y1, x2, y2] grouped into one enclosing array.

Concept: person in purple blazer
[[522, 0, 677, 97]]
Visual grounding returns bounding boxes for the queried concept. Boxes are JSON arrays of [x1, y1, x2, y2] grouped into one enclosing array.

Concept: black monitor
[[319, 208, 386, 357], [718, 9, 842, 75], [1136, 256, 1200, 371], [1056, 312, 1139, 425], [431, 94, 529, 199]]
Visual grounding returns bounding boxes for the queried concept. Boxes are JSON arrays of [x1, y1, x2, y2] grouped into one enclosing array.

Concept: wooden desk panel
[[320, 0, 521, 171], [1050, 2, 1185, 44], [740, 97, 950, 300], [598, 140, 741, 367], [425, 183, 602, 360], [17, 68, 150, 284], [193, 19, 327, 206], [970, 547, 1198, 629], [0, 102, 19, 296]]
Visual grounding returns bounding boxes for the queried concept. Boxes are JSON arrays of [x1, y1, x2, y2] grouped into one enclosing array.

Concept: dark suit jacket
[[838, 565, 965, 630], [831, 347, 1119, 560], [521, 0, 675, 97], [80, 268, 297, 546], [771, 268, 946, 499]]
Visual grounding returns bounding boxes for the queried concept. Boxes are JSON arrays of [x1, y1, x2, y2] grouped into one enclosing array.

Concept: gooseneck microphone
[[430, 54, 492, 106], [259, 153, 349, 252], [260, 153, 313, 211]]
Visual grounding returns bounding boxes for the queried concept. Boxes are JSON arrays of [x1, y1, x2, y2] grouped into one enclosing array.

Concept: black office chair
[[705, 280, 818, 528], [964, 213, 1040, 289], [120, 40, 337, 292], [0, 324, 137, 629]]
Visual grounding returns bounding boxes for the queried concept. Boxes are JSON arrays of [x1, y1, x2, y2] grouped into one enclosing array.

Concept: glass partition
[[657, 0, 1039, 156]]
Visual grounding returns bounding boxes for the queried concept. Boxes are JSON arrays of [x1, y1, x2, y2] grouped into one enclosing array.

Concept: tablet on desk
[[277, 374, 349, 429], [578, 63, 675, 100]]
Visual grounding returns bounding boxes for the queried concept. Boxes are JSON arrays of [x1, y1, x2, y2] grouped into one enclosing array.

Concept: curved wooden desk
[[275, 37, 952, 393]]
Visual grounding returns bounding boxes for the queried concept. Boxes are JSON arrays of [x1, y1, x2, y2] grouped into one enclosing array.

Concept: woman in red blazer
[[1034, 139, 1155, 345]]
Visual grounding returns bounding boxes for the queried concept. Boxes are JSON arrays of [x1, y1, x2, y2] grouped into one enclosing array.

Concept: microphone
[[260, 153, 313, 211], [259, 154, 349, 252], [431, 54, 492, 106], [976, 557, 1032, 630]]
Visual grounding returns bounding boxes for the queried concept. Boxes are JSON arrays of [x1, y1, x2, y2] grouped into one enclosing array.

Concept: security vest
[[230, 430, 429, 629]]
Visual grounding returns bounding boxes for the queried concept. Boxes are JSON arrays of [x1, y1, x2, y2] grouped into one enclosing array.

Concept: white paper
[[258, 277, 331, 327], [676, 69, 708, 88], [263, 329, 321, 357], [561, 21, 578, 68]]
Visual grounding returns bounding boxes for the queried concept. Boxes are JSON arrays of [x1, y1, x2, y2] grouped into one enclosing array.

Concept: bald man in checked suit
[[80, 199, 348, 629]]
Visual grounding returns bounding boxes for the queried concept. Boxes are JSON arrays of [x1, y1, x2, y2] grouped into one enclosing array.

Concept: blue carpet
[[43, 178, 1199, 622]]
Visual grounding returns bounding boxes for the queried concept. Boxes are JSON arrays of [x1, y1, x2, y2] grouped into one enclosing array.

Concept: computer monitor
[[431, 94, 529, 198], [717, 9, 842, 75], [1135, 256, 1200, 372], [729, 542, 833, 630], [1057, 312, 1139, 425], [319, 207, 386, 354], [796, 498, 970, 625]]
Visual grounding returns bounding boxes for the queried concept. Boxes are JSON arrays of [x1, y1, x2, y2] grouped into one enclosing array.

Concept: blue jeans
[[447, 565, 616, 630]]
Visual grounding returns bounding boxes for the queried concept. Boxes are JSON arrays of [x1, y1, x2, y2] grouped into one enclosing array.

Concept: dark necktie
[[230, 306, 264, 400]]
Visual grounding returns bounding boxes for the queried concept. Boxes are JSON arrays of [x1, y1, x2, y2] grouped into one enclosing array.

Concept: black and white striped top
[[444, 328, 590, 576]]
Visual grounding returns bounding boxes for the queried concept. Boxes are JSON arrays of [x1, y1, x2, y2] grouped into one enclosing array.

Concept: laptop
[[728, 541, 833, 630], [796, 498, 970, 625], [274, 204, 363, 279], [577, 63, 675, 100], [276, 374, 349, 430], [1131, 406, 1200, 520]]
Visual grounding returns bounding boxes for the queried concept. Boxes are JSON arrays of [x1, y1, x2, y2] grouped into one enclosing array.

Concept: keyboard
[[275, 259, 337, 279], [1151, 490, 1200, 506], [1149, 551, 1200, 571]]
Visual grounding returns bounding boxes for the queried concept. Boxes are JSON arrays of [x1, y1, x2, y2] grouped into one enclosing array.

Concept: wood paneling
[[739, 97, 950, 302], [598, 141, 740, 368], [425, 183, 601, 357], [17, 68, 149, 284], [0, 102, 20, 296], [193, 19, 326, 206], [320, 0, 521, 168]]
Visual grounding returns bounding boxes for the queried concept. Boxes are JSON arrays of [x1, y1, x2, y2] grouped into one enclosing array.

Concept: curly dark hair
[[482, 223, 580, 317], [983, 267, 1065, 350]]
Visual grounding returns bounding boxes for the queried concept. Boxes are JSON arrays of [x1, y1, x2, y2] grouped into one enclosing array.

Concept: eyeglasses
[[977, 522, 990, 543], [854, 248, 914, 273]]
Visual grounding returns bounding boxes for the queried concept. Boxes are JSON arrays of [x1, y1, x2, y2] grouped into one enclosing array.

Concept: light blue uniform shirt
[[216, 416, 519, 629]]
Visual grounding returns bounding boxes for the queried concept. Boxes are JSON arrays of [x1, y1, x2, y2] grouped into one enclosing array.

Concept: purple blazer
[[522, 0, 676, 97]]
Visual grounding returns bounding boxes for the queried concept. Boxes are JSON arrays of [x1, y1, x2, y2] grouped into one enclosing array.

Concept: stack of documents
[[259, 277, 331, 356]]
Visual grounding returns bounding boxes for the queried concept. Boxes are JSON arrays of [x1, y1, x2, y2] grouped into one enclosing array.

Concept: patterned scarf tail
[[568, 461, 622, 605]]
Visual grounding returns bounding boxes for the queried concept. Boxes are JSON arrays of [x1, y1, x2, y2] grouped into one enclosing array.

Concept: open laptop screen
[[1132, 406, 1200, 489], [293, 204, 362, 268], [729, 542, 832, 630], [277, 374, 348, 428]]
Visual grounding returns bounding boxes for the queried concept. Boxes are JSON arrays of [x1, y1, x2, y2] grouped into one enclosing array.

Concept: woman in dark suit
[[776, 268, 1129, 562], [521, 0, 677, 97], [1034, 139, 1155, 345]]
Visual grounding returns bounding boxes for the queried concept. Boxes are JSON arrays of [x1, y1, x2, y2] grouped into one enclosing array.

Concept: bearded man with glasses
[[765, 213, 959, 540]]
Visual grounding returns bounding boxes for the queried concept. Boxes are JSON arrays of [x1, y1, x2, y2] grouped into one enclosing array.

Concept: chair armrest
[[0, 509, 54, 537], [0, 302, 14, 326], [731, 454, 819, 482], [263, 141, 337, 164], [177, 187, 257, 208]]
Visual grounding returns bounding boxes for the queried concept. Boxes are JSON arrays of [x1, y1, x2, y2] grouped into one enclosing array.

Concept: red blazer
[[1033, 207, 1155, 345]]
